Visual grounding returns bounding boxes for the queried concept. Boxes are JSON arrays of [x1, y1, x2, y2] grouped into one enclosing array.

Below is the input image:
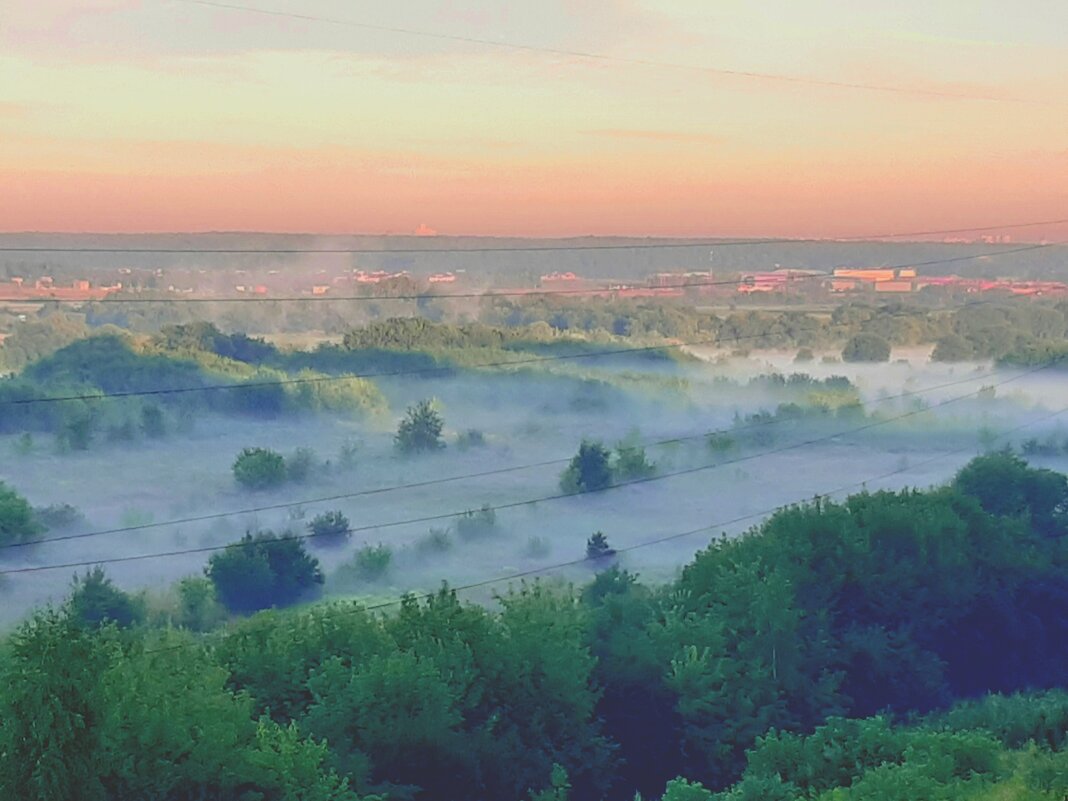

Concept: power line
[[0, 292, 1025, 410], [0, 364, 1012, 554], [2, 228, 1063, 255], [0, 285, 1047, 410], [171, 0, 1022, 103], [121, 402, 1067, 657], [0, 242, 1054, 307], [2, 358, 1056, 576]]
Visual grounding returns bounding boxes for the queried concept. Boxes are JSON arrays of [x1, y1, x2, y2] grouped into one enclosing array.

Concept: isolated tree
[[66, 567, 144, 629], [206, 531, 323, 614], [308, 510, 351, 547], [560, 440, 614, 493], [232, 447, 287, 490], [0, 481, 43, 546], [395, 399, 445, 454], [841, 333, 891, 363], [586, 532, 616, 560]]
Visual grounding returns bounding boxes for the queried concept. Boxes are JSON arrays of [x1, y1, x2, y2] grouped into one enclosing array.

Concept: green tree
[[232, 446, 287, 490], [174, 576, 227, 631], [560, 440, 614, 493], [0, 481, 43, 546], [206, 531, 324, 614], [394, 399, 445, 454], [841, 333, 891, 363], [66, 567, 144, 629]]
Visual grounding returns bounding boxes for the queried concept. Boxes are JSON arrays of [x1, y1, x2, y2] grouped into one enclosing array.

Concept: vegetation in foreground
[[1, 451, 1066, 800]]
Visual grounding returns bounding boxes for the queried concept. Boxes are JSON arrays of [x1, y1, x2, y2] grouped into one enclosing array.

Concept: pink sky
[[1, 1, 1066, 239]]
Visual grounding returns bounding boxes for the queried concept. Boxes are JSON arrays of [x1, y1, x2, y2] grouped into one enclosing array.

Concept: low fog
[[2, 348, 1066, 627]]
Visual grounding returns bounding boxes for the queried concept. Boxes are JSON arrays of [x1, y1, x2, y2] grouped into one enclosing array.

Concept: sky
[[1, 0, 1066, 239]]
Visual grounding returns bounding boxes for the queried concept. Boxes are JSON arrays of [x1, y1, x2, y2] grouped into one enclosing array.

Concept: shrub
[[525, 536, 551, 558], [395, 399, 445, 454], [795, 347, 815, 363], [456, 429, 486, 450], [336, 544, 393, 584], [586, 531, 616, 560], [338, 437, 360, 471], [455, 504, 497, 539], [707, 433, 736, 455], [307, 510, 351, 547], [232, 447, 287, 490], [416, 527, 453, 554], [206, 531, 323, 614], [285, 447, 317, 483], [613, 443, 656, 481], [33, 503, 84, 530]]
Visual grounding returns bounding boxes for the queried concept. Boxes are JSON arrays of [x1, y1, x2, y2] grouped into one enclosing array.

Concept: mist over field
[[3, 341, 1065, 627]]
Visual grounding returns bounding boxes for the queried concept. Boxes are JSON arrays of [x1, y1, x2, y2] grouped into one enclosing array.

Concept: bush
[[795, 347, 815, 363], [66, 567, 144, 628], [525, 536, 551, 558], [0, 482, 43, 546], [232, 447, 287, 490], [456, 428, 487, 450], [337, 543, 393, 584], [338, 437, 360, 471], [560, 440, 614, 494], [33, 503, 84, 530], [395, 399, 445, 454], [614, 443, 656, 481], [707, 433, 736, 455], [416, 527, 453, 555], [842, 333, 891, 363], [586, 531, 616, 560], [285, 447, 317, 483], [455, 504, 497, 539], [307, 510, 351, 547], [206, 531, 323, 614]]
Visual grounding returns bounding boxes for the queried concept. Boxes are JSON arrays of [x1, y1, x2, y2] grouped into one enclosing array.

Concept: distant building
[[311, 285, 330, 295], [738, 269, 822, 294]]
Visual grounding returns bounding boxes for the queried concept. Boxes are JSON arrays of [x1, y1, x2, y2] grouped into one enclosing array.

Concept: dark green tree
[[560, 440, 614, 493], [394, 399, 445, 454], [66, 567, 144, 628], [206, 531, 323, 614]]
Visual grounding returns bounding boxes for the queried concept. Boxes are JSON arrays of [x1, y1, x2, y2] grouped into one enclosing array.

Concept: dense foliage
[[206, 531, 324, 613], [1, 453, 1067, 800]]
